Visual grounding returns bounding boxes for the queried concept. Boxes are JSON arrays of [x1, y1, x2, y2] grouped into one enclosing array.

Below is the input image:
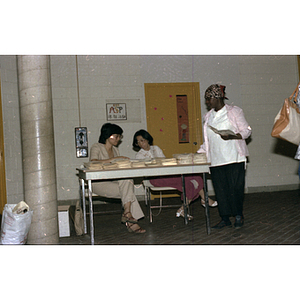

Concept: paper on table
[[209, 125, 238, 137]]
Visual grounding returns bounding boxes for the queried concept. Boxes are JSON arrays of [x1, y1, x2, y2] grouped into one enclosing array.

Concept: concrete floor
[[59, 189, 300, 245]]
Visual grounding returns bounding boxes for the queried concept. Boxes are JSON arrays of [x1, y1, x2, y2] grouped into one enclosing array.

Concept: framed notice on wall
[[106, 103, 127, 121]]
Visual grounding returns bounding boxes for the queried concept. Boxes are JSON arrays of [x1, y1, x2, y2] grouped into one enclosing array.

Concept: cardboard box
[[58, 205, 70, 237]]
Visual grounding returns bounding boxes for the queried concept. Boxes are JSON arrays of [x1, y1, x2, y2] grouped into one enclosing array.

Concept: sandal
[[126, 222, 146, 234], [121, 212, 137, 224], [201, 198, 218, 208], [176, 207, 193, 221]]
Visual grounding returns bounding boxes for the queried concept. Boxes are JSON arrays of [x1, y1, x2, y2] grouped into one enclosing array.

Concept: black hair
[[98, 123, 123, 144], [132, 129, 153, 149]]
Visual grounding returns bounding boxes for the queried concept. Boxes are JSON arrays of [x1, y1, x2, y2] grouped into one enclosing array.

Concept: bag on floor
[[271, 82, 300, 145], [74, 200, 84, 236], [295, 144, 300, 160], [0, 202, 33, 245]]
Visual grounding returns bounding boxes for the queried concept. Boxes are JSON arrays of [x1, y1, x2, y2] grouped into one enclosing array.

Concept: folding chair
[[143, 179, 181, 223]]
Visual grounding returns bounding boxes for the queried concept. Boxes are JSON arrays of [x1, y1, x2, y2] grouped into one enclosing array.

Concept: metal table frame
[[77, 163, 211, 245]]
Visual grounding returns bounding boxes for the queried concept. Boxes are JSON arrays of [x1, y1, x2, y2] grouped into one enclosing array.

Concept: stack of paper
[[112, 158, 131, 168], [144, 159, 161, 167], [103, 163, 118, 170], [161, 158, 177, 166], [84, 162, 104, 170], [174, 153, 193, 165], [131, 161, 146, 168], [193, 153, 207, 164]]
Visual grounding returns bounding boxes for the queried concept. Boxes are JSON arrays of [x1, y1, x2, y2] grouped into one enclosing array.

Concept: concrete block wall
[[237, 56, 299, 190], [50, 55, 146, 201]]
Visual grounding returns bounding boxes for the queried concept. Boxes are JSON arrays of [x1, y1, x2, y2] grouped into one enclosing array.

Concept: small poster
[[75, 127, 88, 158], [106, 103, 127, 121], [176, 95, 189, 143]]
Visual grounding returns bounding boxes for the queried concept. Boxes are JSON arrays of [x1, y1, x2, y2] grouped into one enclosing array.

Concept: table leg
[[88, 180, 94, 245], [81, 179, 87, 234], [203, 173, 211, 235], [146, 187, 153, 223], [181, 174, 188, 225]]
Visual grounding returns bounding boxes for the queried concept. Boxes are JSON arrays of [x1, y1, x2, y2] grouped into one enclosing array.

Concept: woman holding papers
[[197, 84, 252, 229]]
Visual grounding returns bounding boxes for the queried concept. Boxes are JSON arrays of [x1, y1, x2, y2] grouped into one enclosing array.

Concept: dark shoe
[[212, 219, 232, 229], [234, 215, 244, 229]]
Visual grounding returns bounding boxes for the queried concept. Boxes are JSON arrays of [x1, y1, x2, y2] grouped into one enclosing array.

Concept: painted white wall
[[1, 55, 299, 203]]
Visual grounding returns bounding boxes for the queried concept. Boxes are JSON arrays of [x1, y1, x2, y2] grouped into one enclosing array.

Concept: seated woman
[[132, 129, 217, 220], [90, 123, 145, 233]]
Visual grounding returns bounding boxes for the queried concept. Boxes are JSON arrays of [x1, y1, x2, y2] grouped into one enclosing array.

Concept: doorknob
[[193, 142, 197, 145]]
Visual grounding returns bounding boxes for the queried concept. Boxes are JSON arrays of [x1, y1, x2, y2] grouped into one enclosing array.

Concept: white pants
[[92, 179, 144, 220]]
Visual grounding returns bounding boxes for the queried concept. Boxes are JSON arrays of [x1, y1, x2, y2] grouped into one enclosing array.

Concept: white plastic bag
[[0, 202, 33, 245]]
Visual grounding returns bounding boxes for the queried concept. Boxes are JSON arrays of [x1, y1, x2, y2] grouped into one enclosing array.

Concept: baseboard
[[247, 184, 300, 194]]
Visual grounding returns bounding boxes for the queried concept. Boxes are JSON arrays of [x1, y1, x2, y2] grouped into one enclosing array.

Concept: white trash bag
[[0, 201, 33, 245]]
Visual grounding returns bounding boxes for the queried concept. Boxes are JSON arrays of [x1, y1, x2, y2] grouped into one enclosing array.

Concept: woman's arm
[[90, 143, 129, 162], [135, 150, 146, 159], [223, 106, 251, 140], [154, 146, 166, 158]]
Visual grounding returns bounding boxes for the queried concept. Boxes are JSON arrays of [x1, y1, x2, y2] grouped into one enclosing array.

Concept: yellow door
[[144, 82, 202, 158], [0, 75, 7, 214]]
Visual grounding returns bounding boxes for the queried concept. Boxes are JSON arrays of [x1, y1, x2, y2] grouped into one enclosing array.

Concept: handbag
[[74, 200, 84, 236], [271, 82, 300, 145]]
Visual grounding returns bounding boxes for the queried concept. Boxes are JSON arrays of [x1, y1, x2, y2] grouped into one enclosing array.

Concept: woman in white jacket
[[198, 84, 252, 229]]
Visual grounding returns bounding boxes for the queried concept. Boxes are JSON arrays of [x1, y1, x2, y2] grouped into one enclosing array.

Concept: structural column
[[17, 55, 59, 244]]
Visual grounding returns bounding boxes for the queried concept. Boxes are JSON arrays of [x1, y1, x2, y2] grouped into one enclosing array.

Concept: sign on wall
[[176, 95, 189, 143], [75, 127, 88, 158], [106, 103, 127, 121]]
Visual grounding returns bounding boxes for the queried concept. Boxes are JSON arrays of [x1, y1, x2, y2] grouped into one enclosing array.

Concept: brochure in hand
[[209, 125, 238, 137]]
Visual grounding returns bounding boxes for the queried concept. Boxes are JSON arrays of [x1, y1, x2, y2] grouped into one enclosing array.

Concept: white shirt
[[207, 106, 246, 167], [135, 145, 165, 159]]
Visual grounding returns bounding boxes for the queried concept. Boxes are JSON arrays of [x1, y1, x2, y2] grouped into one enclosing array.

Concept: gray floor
[[59, 189, 300, 245]]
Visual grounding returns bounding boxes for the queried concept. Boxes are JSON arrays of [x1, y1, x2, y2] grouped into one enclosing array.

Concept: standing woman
[[198, 84, 252, 229], [90, 123, 145, 233]]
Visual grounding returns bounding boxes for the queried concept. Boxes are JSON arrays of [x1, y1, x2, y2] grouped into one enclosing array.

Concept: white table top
[[77, 163, 210, 180]]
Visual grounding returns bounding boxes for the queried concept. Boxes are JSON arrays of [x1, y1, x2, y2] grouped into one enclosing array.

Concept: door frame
[[0, 74, 7, 214]]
